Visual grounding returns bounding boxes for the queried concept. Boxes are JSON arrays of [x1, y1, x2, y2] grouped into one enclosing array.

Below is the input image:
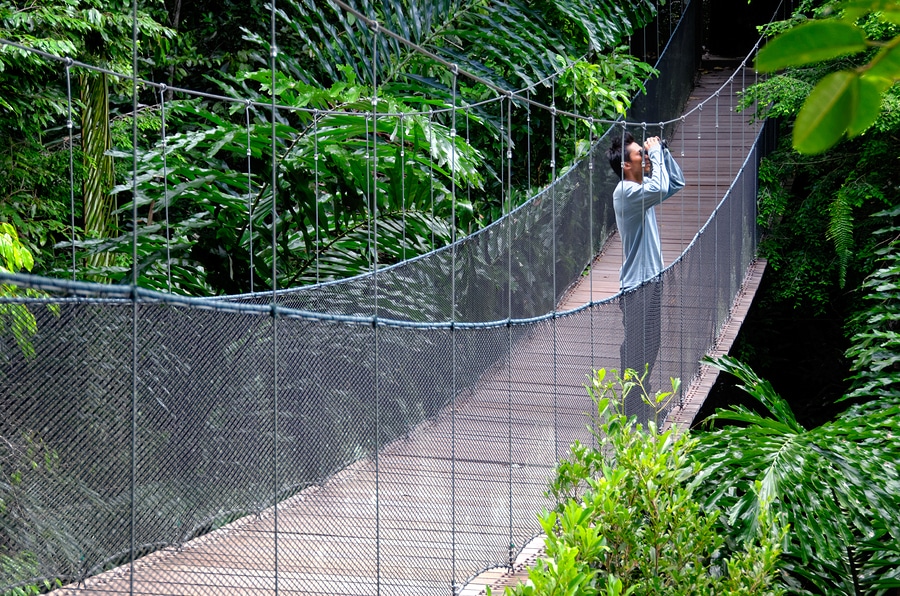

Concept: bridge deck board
[[55, 67, 768, 596]]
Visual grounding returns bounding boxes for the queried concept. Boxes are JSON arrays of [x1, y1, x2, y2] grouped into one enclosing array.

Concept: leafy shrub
[[497, 369, 785, 596]]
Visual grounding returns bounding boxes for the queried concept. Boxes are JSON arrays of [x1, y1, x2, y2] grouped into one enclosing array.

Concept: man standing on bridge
[[606, 131, 685, 399]]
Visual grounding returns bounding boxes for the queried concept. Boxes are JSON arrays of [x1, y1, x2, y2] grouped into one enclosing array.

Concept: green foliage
[[504, 369, 784, 596], [754, 0, 900, 154], [2, 0, 661, 294], [58, 72, 486, 292], [0, 552, 59, 596], [748, 122, 893, 313], [0, 224, 58, 359], [845, 208, 900, 401], [693, 355, 900, 594], [0, 433, 64, 596], [268, 0, 655, 91], [0, 0, 174, 277], [554, 50, 658, 153]]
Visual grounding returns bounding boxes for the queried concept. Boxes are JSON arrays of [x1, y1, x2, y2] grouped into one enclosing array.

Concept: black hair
[[607, 131, 636, 178]]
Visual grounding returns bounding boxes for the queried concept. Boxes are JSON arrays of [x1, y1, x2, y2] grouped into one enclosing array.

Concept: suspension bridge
[[1, 1, 781, 594]]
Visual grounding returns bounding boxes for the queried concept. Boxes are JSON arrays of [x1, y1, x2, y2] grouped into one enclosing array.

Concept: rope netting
[[0, 0, 787, 594]]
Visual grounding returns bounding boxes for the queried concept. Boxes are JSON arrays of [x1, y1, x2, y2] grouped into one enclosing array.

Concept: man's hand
[[644, 136, 661, 151]]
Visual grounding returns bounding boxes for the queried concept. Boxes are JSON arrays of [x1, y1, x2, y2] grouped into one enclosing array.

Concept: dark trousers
[[619, 279, 662, 414]]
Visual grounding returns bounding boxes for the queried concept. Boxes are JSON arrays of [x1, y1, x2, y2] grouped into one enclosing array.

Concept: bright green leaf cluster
[[755, 1, 900, 153], [0, 224, 56, 359], [505, 369, 784, 596]]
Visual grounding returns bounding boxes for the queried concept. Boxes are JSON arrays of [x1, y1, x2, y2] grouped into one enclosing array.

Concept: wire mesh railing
[[0, 0, 789, 593]]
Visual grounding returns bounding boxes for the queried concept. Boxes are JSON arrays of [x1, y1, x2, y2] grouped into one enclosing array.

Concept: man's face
[[624, 141, 651, 182]]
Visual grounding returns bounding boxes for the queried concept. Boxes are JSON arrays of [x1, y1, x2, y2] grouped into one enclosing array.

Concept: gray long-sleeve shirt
[[613, 145, 685, 290]]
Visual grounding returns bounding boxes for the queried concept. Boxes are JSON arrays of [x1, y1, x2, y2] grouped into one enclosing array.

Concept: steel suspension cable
[[429, 109, 435, 249], [246, 102, 255, 293], [268, 0, 281, 590], [313, 109, 320, 284], [679, 116, 686, 408], [505, 93, 514, 571], [129, 0, 139, 588], [715, 93, 720, 333], [371, 22, 383, 596], [400, 113, 407, 262], [550, 79, 558, 463], [64, 59, 76, 280], [526, 90, 532, 192], [449, 66, 459, 596], [588, 116, 596, 447], [160, 85, 172, 292]]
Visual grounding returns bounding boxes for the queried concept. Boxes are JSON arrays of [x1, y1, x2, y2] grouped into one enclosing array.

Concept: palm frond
[[701, 355, 805, 432], [278, 0, 655, 93], [845, 217, 900, 403], [693, 356, 900, 593]]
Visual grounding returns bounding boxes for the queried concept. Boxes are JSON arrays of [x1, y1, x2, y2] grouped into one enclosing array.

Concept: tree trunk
[[80, 72, 117, 276]]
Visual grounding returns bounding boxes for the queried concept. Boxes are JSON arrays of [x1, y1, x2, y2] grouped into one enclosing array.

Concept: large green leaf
[[863, 37, 900, 81], [848, 75, 884, 137], [755, 20, 867, 72], [793, 70, 858, 154]]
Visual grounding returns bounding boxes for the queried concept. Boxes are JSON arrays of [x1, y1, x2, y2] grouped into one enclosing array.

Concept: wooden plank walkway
[[55, 66, 767, 596]]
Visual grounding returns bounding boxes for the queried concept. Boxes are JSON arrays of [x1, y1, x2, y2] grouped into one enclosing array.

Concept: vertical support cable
[[65, 59, 76, 280], [588, 116, 594, 360], [729, 77, 734, 183], [679, 116, 686, 407], [748, 65, 755, 250], [505, 93, 514, 570], [400, 113, 406, 262], [499, 99, 505, 216], [639, 122, 647, 402], [679, 117, 686, 255], [314, 109, 320, 284], [550, 81, 558, 462], [696, 104, 702, 231], [499, 99, 512, 215], [714, 93, 719, 335], [588, 116, 597, 448], [572, 66, 578, 160], [658, 120, 665, 405], [429, 108, 436, 249], [160, 85, 171, 292], [695, 105, 703, 360], [269, 1, 280, 591], [727, 81, 733, 300], [643, 5, 647, 63], [618, 122, 628, 385], [449, 66, 460, 596], [465, 107, 471, 231], [714, 93, 719, 195], [129, 1, 139, 594], [370, 21, 382, 596], [366, 116, 373, 271], [246, 101, 255, 293], [526, 89, 532, 192]]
